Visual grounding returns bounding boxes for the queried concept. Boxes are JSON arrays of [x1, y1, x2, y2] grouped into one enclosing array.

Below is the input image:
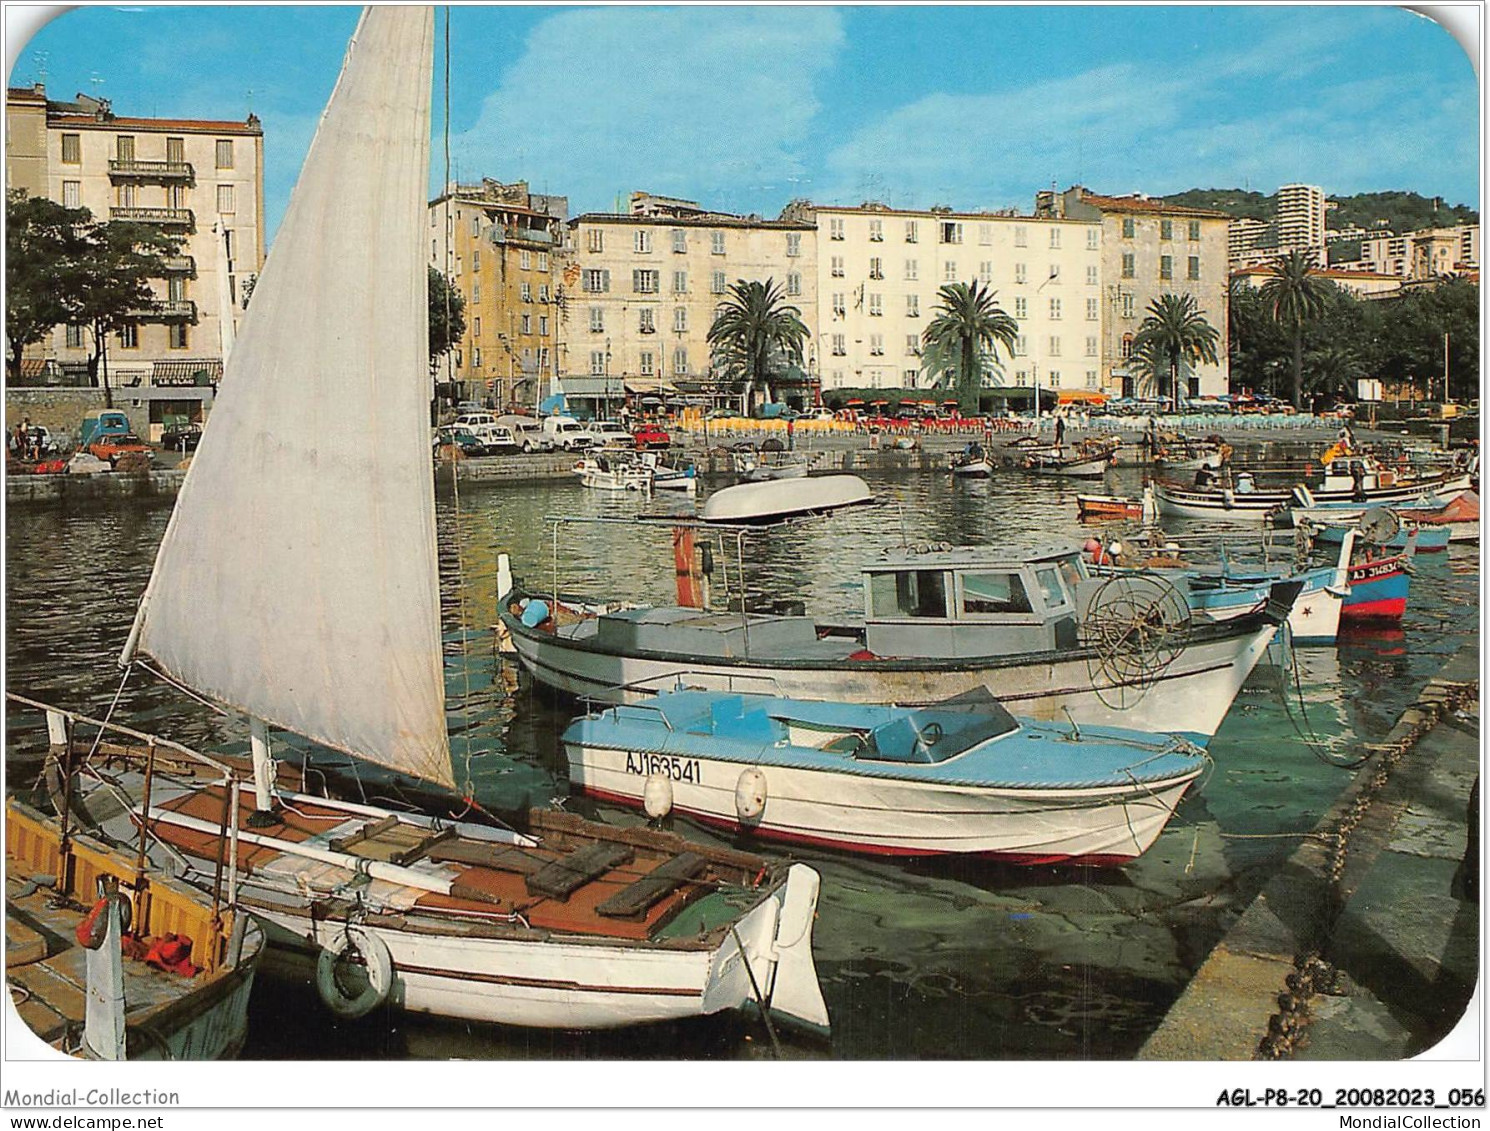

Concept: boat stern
[[700, 863, 830, 1035]]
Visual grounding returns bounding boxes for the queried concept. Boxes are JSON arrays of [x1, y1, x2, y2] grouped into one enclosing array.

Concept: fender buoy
[[316, 925, 393, 1019], [735, 768, 767, 824], [642, 772, 674, 819], [76, 894, 131, 949]]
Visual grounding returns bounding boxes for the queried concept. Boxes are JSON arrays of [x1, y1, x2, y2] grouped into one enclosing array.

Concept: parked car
[[541, 415, 598, 451], [590, 420, 635, 448], [434, 425, 486, 457], [632, 422, 671, 450], [88, 432, 154, 466], [161, 422, 203, 452], [78, 410, 132, 448], [497, 415, 554, 453]]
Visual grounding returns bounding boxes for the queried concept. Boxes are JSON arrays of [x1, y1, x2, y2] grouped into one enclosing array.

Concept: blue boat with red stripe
[[1341, 552, 1410, 622]]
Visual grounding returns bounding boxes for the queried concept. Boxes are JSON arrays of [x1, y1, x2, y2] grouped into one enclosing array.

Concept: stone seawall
[[6, 468, 186, 506], [4, 388, 147, 436]]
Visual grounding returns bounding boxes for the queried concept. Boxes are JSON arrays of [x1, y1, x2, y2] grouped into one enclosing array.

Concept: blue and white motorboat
[[1089, 532, 1354, 646], [564, 688, 1209, 864]]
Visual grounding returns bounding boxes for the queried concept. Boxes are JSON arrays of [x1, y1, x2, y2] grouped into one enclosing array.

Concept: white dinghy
[[701, 473, 873, 524]]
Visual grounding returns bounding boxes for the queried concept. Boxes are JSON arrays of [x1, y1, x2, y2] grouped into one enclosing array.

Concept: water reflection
[[4, 463, 1478, 1060]]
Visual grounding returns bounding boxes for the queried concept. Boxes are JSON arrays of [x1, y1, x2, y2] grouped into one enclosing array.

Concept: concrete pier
[[1139, 644, 1479, 1060]]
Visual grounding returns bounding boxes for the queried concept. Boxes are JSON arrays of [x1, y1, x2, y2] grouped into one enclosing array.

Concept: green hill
[[1157, 188, 1478, 235]]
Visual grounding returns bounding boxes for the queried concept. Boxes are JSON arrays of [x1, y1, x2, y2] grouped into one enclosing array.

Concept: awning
[[152, 359, 223, 387], [1057, 390, 1108, 404]]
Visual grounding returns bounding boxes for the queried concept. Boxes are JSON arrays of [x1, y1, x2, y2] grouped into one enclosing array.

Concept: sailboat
[[17, 7, 827, 1034]]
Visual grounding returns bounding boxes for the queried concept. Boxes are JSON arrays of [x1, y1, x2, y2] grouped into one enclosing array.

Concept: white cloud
[[818, 8, 1476, 210], [451, 7, 845, 213]]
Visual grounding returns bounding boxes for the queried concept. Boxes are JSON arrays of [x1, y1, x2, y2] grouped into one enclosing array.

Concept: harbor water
[[4, 458, 1479, 1059]]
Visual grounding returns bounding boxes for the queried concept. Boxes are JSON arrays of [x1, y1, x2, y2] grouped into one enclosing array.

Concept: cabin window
[[1033, 566, 1070, 609], [869, 570, 948, 619], [1055, 556, 1085, 595], [959, 572, 1032, 616]]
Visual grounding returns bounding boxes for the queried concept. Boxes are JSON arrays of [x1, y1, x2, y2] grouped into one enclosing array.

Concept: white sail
[[124, 7, 453, 789]]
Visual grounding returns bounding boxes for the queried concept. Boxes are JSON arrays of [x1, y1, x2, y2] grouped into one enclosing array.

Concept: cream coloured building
[[1337, 225, 1479, 281], [1037, 187, 1230, 398], [784, 201, 1104, 397], [5, 85, 264, 429], [566, 194, 816, 401]]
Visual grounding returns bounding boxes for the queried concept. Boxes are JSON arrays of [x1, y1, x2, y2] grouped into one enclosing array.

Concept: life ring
[[316, 924, 393, 1019]]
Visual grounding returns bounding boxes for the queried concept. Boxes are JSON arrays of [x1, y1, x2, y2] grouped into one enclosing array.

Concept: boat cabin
[[861, 547, 1087, 658]]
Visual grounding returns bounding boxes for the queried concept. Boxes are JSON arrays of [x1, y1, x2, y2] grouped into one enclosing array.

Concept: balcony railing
[[108, 159, 194, 183], [161, 256, 196, 275], [111, 207, 195, 230], [488, 225, 556, 247], [126, 299, 197, 321]]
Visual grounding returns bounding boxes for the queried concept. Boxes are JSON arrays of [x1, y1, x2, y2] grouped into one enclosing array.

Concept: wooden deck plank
[[597, 853, 709, 919], [526, 843, 635, 900]]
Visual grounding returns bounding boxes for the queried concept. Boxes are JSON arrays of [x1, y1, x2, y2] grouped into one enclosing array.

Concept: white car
[[590, 421, 635, 448], [498, 415, 554, 453], [542, 416, 598, 451]]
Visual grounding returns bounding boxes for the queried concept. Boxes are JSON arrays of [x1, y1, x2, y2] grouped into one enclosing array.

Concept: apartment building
[[428, 179, 568, 408], [5, 84, 264, 433], [1336, 224, 1480, 281], [566, 194, 816, 401], [785, 201, 1103, 397], [1039, 187, 1229, 398], [1275, 183, 1328, 262]]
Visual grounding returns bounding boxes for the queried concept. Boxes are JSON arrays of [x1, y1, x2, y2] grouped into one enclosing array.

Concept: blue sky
[[8, 5, 1479, 242]]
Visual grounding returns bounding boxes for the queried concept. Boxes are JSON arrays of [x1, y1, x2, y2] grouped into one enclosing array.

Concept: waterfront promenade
[[1139, 643, 1479, 1060]]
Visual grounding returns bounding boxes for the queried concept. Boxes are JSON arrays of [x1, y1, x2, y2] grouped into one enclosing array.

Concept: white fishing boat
[[1155, 454, 1473, 521], [563, 689, 1209, 864], [13, 8, 828, 1036], [950, 447, 992, 479], [575, 449, 653, 491], [700, 473, 873, 524], [639, 450, 697, 493], [500, 542, 1299, 743]]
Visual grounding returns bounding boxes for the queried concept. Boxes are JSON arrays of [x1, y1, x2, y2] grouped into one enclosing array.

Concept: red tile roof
[[48, 112, 260, 135], [1077, 192, 1230, 219]]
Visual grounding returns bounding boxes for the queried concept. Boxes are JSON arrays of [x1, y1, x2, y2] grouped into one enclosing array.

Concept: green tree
[[1129, 293, 1220, 411], [1226, 276, 1287, 396], [707, 278, 809, 412], [1258, 251, 1329, 409], [428, 267, 466, 372], [5, 191, 89, 382], [919, 280, 1018, 414], [73, 220, 184, 407]]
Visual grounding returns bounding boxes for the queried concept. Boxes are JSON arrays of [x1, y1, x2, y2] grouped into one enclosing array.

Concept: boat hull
[[244, 866, 819, 1030], [507, 611, 1278, 742], [1342, 558, 1410, 622], [564, 747, 1200, 863], [700, 474, 873, 524], [1156, 473, 1473, 522]]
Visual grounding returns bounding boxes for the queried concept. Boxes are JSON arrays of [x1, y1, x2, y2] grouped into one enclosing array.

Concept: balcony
[[127, 299, 197, 321], [109, 159, 194, 184], [111, 207, 195, 231], [488, 224, 556, 247], [161, 256, 196, 276]]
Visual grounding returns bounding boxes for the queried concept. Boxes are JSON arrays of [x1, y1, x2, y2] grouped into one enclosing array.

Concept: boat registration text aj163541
[[625, 752, 703, 783]]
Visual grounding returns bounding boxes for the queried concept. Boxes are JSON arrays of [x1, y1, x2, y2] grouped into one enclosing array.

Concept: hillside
[[1157, 188, 1478, 235]]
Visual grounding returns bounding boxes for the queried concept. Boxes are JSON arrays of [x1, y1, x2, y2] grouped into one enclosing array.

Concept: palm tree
[[1130, 293, 1221, 412], [919, 281, 1018, 414], [1258, 250, 1329, 410], [706, 278, 808, 413]]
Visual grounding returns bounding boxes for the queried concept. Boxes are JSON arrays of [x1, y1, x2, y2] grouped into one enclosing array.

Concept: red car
[[632, 423, 671, 450], [88, 433, 154, 466]]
